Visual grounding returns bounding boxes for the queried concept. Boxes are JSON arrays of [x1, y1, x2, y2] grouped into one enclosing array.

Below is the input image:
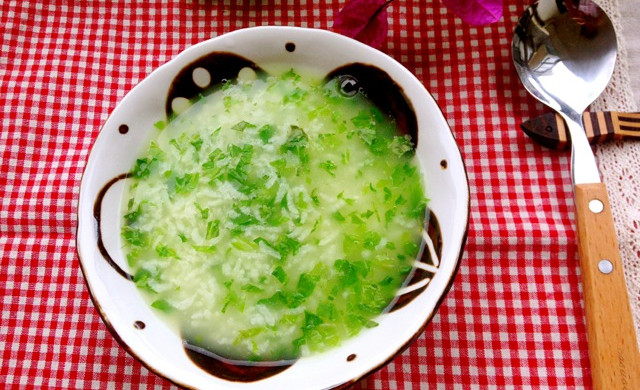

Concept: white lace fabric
[[591, 0, 640, 347]]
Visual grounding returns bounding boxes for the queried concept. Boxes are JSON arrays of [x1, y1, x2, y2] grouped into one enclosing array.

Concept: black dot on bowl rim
[[118, 124, 129, 134], [347, 354, 356, 362], [134, 321, 146, 329], [285, 42, 296, 52], [440, 159, 448, 169]]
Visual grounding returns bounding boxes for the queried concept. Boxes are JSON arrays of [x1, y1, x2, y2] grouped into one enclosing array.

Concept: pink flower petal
[[442, 0, 503, 25], [332, 0, 391, 48]]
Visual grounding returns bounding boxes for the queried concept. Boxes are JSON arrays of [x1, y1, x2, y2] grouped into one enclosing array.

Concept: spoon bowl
[[513, 0, 617, 114], [512, 1, 640, 389], [512, 0, 616, 184]]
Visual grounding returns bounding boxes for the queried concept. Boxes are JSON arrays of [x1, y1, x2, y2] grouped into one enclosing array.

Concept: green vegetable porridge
[[121, 68, 428, 362]]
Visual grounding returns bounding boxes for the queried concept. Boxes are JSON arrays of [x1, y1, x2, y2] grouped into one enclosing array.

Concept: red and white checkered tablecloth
[[1, 1, 593, 388]]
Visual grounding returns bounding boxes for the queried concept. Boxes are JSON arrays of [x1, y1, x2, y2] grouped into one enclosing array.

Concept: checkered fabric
[[1, 0, 592, 388]]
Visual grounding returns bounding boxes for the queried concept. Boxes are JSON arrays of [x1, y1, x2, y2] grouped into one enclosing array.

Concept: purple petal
[[332, 0, 391, 48], [442, 0, 503, 25], [352, 7, 389, 49]]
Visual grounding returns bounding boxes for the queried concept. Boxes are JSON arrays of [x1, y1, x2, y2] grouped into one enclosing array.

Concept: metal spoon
[[512, 1, 640, 388]]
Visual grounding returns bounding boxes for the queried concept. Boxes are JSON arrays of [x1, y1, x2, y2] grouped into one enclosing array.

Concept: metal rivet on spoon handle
[[512, 1, 640, 388]]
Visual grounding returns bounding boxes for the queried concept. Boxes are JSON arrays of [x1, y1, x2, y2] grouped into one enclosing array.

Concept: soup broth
[[121, 68, 427, 362]]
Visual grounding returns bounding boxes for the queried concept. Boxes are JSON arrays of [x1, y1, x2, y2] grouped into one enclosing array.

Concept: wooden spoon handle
[[575, 183, 640, 390]]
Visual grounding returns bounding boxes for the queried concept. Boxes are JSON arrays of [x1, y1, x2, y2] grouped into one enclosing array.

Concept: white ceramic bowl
[[77, 26, 469, 389]]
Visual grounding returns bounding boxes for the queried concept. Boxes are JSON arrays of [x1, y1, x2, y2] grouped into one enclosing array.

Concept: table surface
[[1, 1, 635, 389]]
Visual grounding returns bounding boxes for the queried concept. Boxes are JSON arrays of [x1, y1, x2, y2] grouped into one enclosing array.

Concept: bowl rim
[[76, 25, 471, 389]]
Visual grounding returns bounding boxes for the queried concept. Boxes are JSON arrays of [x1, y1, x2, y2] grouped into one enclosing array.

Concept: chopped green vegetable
[[173, 173, 199, 194], [231, 237, 258, 251], [351, 111, 374, 129], [206, 220, 220, 240], [132, 158, 153, 179], [272, 266, 287, 284], [319, 160, 337, 176], [302, 311, 323, 331], [192, 245, 216, 253], [154, 120, 166, 130], [317, 302, 338, 321], [383, 187, 392, 201], [230, 208, 259, 227], [124, 204, 143, 225], [280, 126, 309, 163], [379, 276, 394, 286], [195, 204, 209, 220], [283, 88, 308, 104], [156, 245, 179, 259], [241, 284, 264, 294], [402, 241, 419, 257], [296, 273, 319, 298], [122, 226, 147, 247], [258, 124, 276, 144], [361, 210, 374, 219], [385, 208, 396, 225], [341, 149, 350, 164], [280, 68, 301, 80], [190, 136, 203, 151], [332, 211, 346, 222], [233, 327, 267, 345], [310, 188, 320, 206], [151, 299, 173, 312], [389, 134, 415, 156], [275, 235, 300, 260], [334, 259, 358, 287], [133, 268, 156, 293], [223, 95, 233, 108], [363, 231, 381, 249], [294, 192, 308, 210], [350, 214, 364, 225], [258, 290, 304, 309], [232, 121, 256, 131], [169, 139, 184, 153]]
